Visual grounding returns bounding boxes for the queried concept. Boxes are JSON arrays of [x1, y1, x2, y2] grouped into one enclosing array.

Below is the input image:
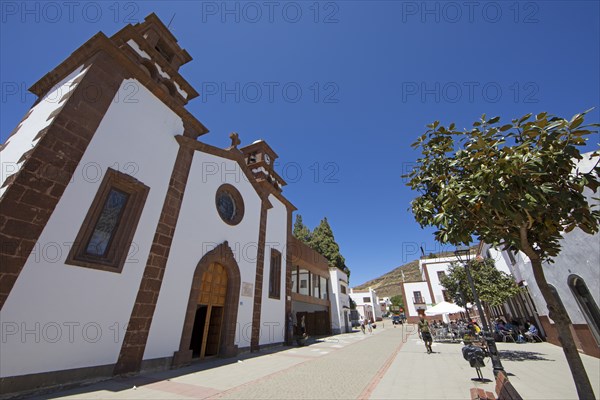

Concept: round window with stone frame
[[215, 184, 244, 225]]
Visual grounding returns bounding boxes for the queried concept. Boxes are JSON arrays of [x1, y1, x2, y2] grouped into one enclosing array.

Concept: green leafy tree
[[405, 110, 600, 398], [309, 217, 350, 277], [439, 259, 520, 317], [349, 297, 357, 310], [293, 214, 312, 244], [390, 295, 405, 311]]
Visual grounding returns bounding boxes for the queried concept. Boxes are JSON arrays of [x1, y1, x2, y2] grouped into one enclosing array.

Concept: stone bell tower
[[240, 139, 287, 193]]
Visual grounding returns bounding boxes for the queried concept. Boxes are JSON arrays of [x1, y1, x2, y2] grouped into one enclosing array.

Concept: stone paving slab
[[493, 341, 600, 399], [213, 328, 399, 399], [173, 353, 307, 390], [369, 330, 482, 399], [371, 326, 600, 400], [25, 324, 600, 400], [31, 329, 382, 399]]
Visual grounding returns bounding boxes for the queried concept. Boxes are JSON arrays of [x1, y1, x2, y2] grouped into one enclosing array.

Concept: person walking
[[367, 318, 373, 334], [360, 318, 366, 334], [418, 315, 433, 354], [300, 315, 307, 338]]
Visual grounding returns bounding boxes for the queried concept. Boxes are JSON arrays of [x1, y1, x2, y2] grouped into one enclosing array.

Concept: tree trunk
[[519, 225, 596, 399], [529, 257, 596, 399]]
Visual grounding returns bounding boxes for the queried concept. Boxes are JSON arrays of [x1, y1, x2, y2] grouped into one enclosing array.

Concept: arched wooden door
[[189, 262, 228, 359]]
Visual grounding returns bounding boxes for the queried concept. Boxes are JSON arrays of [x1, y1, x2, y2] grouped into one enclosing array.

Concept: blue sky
[[1, 1, 599, 287]]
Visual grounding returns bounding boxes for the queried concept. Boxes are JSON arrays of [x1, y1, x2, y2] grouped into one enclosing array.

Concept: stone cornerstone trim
[[572, 324, 600, 358], [113, 135, 195, 375], [285, 208, 293, 345], [422, 264, 436, 303], [0, 363, 114, 398], [250, 203, 269, 351], [172, 242, 242, 367], [538, 316, 600, 358], [0, 51, 126, 311]]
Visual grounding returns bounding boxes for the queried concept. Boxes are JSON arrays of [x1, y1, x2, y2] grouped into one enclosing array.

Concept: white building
[[0, 14, 297, 394], [379, 297, 392, 315], [349, 287, 382, 321], [402, 281, 435, 322], [329, 267, 351, 333], [401, 253, 469, 323], [289, 237, 332, 336]]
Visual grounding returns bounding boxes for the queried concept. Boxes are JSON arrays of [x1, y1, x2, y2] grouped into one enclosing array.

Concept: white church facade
[[0, 14, 300, 394]]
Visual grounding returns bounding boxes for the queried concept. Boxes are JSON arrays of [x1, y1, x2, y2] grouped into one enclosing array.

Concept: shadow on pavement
[[498, 349, 555, 362], [29, 351, 275, 399], [29, 331, 369, 399], [470, 378, 494, 383]]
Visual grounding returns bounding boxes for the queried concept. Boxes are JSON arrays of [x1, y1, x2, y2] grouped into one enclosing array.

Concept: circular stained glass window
[[215, 184, 244, 225]]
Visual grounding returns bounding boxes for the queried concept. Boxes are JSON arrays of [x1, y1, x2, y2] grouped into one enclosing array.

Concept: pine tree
[[292, 214, 311, 244], [309, 218, 350, 277]]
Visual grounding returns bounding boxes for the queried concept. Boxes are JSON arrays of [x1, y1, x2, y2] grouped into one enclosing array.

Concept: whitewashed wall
[[372, 290, 382, 320], [144, 152, 263, 359], [0, 66, 89, 197], [425, 262, 451, 304], [481, 245, 513, 276], [258, 194, 287, 345], [348, 290, 370, 309], [329, 268, 349, 333], [403, 281, 432, 317], [349, 288, 380, 320], [0, 79, 182, 377]]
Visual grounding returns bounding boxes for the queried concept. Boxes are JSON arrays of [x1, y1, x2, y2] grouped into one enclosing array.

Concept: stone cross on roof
[[229, 132, 241, 149]]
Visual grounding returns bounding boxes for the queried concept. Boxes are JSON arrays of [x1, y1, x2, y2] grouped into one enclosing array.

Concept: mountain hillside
[[352, 259, 422, 298], [353, 248, 476, 298]]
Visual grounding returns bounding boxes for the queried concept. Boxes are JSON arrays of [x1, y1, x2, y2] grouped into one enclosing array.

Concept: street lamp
[[454, 245, 505, 376]]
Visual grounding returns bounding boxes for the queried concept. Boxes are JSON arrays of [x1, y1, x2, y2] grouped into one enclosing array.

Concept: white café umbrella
[[424, 301, 466, 316]]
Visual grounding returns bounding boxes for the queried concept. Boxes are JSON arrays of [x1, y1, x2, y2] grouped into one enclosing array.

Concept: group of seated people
[[429, 319, 479, 341], [493, 318, 539, 342], [429, 317, 541, 343]]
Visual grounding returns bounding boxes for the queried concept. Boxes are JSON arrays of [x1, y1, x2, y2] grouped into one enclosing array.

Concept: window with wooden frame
[[320, 276, 328, 300], [413, 291, 424, 304], [268, 249, 282, 299], [66, 168, 149, 273], [291, 265, 298, 293], [312, 274, 320, 298], [442, 290, 452, 302], [507, 251, 517, 265], [437, 271, 446, 281], [298, 268, 309, 296]]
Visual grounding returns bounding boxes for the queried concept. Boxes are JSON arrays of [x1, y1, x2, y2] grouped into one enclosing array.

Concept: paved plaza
[[23, 323, 600, 400]]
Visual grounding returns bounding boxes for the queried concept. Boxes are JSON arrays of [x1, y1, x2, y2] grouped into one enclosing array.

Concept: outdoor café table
[[433, 327, 453, 342]]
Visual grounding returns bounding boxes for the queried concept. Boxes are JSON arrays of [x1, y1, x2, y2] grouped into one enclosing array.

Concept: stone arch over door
[[172, 241, 241, 367]]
